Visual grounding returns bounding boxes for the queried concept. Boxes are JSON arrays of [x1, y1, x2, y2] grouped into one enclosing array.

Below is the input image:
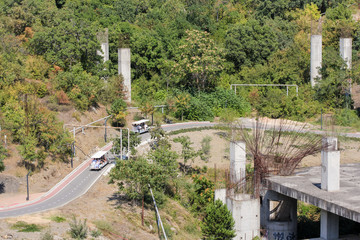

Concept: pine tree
[[201, 200, 236, 240]]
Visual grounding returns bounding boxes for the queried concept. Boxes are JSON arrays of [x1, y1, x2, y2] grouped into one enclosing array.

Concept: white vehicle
[[89, 150, 109, 170], [132, 119, 150, 134]]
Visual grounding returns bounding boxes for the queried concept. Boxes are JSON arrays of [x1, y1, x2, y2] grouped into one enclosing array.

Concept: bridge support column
[[320, 137, 340, 239], [227, 194, 260, 240], [260, 190, 297, 240], [230, 141, 246, 189]]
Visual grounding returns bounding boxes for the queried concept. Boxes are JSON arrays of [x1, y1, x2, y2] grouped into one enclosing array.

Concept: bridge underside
[[265, 163, 360, 223]]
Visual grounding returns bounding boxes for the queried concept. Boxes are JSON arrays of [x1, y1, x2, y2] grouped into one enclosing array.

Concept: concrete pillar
[[230, 141, 246, 187], [227, 194, 260, 240], [118, 48, 131, 103], [260, 190, 297, 240], [96, 29, 109, 63], [214, 188, 226, 205], [320, 137, 340, 239], [310, 35, 322, 87], [321, 137, 340, 192], [320, 210, 339, 240], [340, 38, 352, 69]]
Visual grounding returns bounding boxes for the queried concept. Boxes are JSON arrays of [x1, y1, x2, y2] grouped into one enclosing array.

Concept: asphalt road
[[0, 122, 215, 218], [1, 119, 360, 218]]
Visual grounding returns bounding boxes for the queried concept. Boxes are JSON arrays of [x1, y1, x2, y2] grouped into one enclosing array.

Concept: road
[[1, 119, 360, 218], [0, 122, 215, 218]]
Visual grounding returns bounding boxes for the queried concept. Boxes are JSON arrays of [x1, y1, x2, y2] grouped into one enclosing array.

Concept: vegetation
[[69, 217, 88, 239], [201, 200, 236, 240], [11, 221, 42, 232]]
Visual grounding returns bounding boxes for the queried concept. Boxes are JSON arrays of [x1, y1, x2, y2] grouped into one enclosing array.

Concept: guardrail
[[231, 84, 299, 96]]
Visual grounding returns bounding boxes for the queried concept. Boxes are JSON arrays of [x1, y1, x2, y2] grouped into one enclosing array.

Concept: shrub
[[69, 217, 88, 239], [90, 229, 102, 237], [334, 108, 360, 127], [181, 97, 214, 121], [11, 221, 42, 232], [50, 216, 66, 223], [201, 200, 236, 240]]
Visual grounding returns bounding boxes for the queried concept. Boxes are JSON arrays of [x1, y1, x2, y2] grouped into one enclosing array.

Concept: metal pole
[[71, 142, 74, 168], [120, 129, 123, 159], [286, 86, 289, 96], [152, 113, 154, 125], [321, 108, 323, 130], [149, 185, 168, 240], [296, 85, 299, 96], [4, 135, 6, 149], [104, 118, 109, 142], [127, 129, 130, 159], [73, 127, 75, 140], [26, 170, 31, 201]]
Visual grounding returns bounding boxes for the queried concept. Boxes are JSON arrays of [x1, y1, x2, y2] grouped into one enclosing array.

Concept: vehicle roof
[[91, 150, 108, 159], [132, 119, 150, 125]]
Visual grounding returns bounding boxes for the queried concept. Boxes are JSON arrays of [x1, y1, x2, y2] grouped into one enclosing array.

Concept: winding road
[[1, 119, 360, 218], [0, 122, 215, 218]]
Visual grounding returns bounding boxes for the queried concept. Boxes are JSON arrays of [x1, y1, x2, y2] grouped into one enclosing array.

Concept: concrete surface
[[266, 163, 360, 223], [321, 137, 340, 192], [340, 38, 352, 69], [118, 48, 131, 102], [230, 141, 246, 186], [311, 35, 322, 87], [227, 194, 260, 240]]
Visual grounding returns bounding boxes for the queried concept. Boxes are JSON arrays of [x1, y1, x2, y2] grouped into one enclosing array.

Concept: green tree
[[107, 98, 127, 127], [225, 19, 278, 69], [173, 136, 199, 173], [172, 29, 225, 91], [201, 200, 236, 240]]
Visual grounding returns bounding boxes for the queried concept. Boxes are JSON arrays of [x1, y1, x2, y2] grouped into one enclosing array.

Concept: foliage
[[297, 201, 320, 239], [0, 144, 7, 172], [173, 136, 199, 172], [107, 98, 127, 126], [225, 19, 278, 69], [315, 47, 349, 108], [334, 108, 360, 127], [69, 217, 88, 239], [190, 175, 214, 213], [90, 229, 102, 238], [11, 221, 42, 232], [109, 147, 178, 202], [201, 200, 236, 240], [171, 29, 225, 91], [50, 216, 66, 223], [111, 131, 141, 156], [199, 136, 212, 162]]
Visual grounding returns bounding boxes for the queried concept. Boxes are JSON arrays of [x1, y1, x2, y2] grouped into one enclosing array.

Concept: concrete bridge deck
[[266, 163, 360, 223]]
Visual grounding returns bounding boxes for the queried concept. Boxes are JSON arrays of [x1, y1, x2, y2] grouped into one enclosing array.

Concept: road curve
[[0, 122, 214, 218], [1, 120, 360, 218]]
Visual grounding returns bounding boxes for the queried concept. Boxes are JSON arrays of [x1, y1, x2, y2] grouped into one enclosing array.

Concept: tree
[[201, 200, 236, 240], [107, 98, 127, 127], [225, 19, 278, 69], [173, 136, 199, 173], [172, 29, 225, 91]]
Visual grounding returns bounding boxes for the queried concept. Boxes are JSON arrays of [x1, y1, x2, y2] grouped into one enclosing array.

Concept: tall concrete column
[[321, 137, 340, 191], [230, 141, 246, 186], [96, 29, 109, 63], [310, 35, 322, 87], [320, 137, 340, 240], [118, 48, 131, 103], [340, 38, 352, 69]]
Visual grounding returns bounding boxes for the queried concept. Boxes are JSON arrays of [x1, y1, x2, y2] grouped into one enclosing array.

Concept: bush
[[334, 108, 360, 127], [41, 231, 54, 240], [69, 217, 88, 239], [11, 221, 42, 232], [201, 200, 236, 240], [181, 97, 214, 121]]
